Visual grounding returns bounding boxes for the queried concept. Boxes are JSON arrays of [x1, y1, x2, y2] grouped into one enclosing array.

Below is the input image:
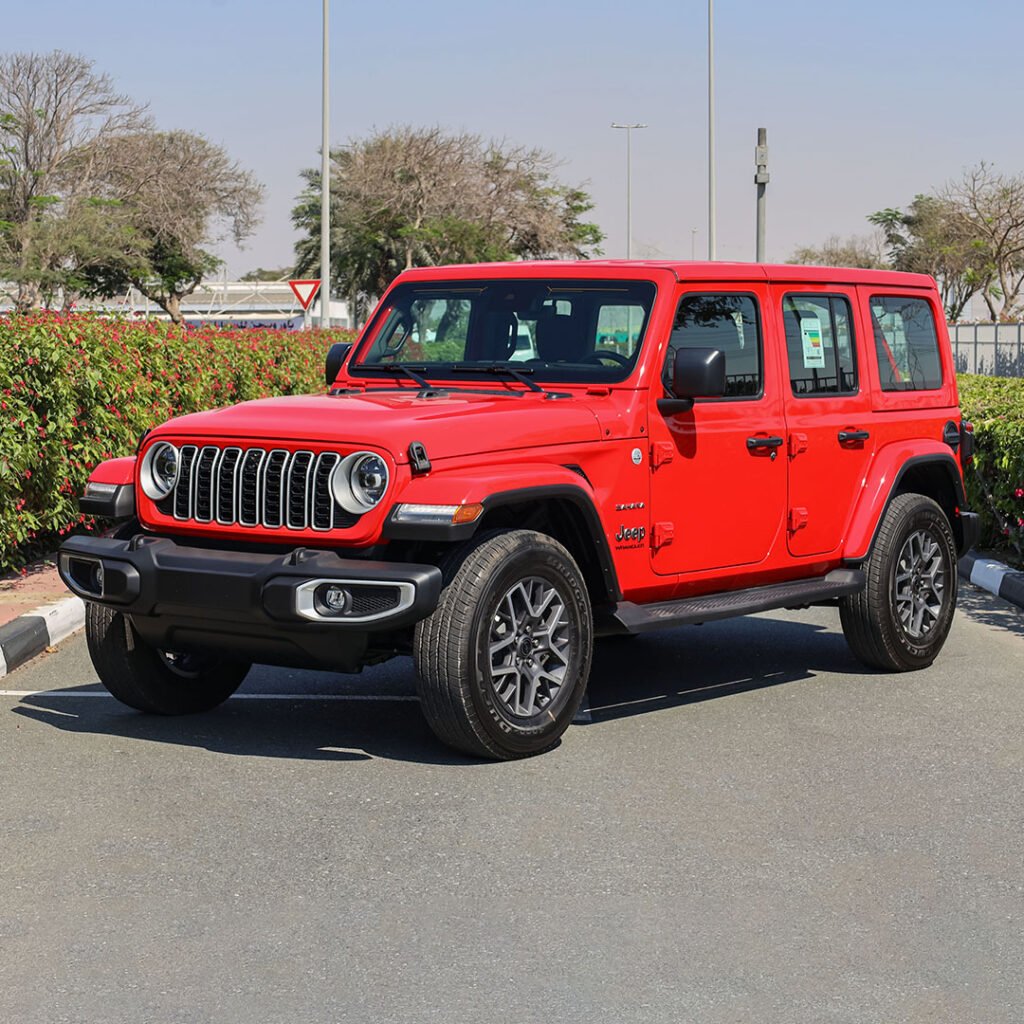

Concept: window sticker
[[800, 317, 826, 368]]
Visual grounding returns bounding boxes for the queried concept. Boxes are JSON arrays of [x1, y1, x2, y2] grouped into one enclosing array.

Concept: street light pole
[[320, 0, 331, 329], [707, 0, 716, 261], [611, 123, 647, 259]]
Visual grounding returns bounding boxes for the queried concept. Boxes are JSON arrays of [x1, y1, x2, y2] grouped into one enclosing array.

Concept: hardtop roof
[[398, 260, 934, 290]]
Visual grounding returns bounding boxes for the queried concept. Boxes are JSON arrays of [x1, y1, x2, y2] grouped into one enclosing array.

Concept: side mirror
[[658, 347, 726, 415], [325, 342, 352, 387]]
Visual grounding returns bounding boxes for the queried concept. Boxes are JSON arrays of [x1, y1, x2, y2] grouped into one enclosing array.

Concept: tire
[[85, 602, 250, 714], [413, 530, 593, 760], [840, 493, 958, 672]]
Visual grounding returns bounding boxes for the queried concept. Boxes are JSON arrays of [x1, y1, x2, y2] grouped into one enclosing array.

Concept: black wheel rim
[[486, 576, 572, 719], [893, 527, 946, 640]]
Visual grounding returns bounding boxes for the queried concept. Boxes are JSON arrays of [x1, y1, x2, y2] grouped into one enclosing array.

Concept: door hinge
[[651, 521, 675, 549], [789, 507, 809, 532], [651, 442, 674, 469], [789, 432, 808, 458]]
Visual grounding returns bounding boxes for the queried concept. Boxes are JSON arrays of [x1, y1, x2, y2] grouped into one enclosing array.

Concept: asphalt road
[[1, 586, 1022, 1024]]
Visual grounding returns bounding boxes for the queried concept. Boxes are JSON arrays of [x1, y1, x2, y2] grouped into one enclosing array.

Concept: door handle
[[837, 430, 870, 444], [746, 436, 784, 450]]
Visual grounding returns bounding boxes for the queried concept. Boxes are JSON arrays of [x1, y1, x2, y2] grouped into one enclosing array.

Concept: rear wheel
[[413, 530, 593, 760], [840, 493, 958, 671], [85, 602, 250, 714]]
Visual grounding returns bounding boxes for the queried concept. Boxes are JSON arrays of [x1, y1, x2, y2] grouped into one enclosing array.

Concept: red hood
[[152, 388, 604, 459]]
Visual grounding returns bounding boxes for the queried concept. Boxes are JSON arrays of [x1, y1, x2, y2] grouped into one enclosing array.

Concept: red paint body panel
[[88, 260, 966, 610], [89, 457, 136, 486]]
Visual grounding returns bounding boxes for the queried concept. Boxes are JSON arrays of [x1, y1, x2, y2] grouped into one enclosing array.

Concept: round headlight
[[140, 442, 179, 500], [331, 451, 389, 514], [351, 454, 388, 507]]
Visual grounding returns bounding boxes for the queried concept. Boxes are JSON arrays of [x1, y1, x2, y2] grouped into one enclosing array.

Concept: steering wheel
[[582, 350, 631, 367]]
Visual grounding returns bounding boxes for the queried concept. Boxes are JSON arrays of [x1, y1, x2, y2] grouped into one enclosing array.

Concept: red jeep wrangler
[[59, 262, 979, 759]]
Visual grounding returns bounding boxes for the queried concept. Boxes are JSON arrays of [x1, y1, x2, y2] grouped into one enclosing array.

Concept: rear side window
[[667, 294, 761, 398], [870, 296, 943, 391], [782, 294, 857, 396]]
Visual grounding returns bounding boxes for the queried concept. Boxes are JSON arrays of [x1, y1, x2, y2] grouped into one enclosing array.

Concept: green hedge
[[957, 374, 1024, 562], [0, 313, 351, 573], [2, 317, 1019, 575]]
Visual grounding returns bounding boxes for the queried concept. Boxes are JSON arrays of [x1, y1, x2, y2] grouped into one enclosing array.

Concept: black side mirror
[[325, 342, 352, 387], [658, 347, 726, 415]]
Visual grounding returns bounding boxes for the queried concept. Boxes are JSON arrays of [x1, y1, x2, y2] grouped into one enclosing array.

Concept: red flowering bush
[[0, 313, 353, 572], [958, 374, 1024, 563]]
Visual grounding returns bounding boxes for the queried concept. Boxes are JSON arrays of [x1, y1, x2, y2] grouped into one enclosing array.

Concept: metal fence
[[948, 323, 1024, 377]]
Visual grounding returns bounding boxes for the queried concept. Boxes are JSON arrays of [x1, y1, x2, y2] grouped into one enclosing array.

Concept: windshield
[[352, 278, 657, 384]]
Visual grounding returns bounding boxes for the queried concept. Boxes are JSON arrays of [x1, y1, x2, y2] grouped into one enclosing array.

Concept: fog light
[[91, 562, 105, 595], [317, 584, 352, 615]]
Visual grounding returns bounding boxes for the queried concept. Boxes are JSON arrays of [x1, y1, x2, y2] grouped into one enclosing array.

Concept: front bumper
[[58, 535, 442, 671]]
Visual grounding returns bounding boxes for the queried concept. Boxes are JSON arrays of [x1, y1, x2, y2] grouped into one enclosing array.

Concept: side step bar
[[604, 569, 865, 635]]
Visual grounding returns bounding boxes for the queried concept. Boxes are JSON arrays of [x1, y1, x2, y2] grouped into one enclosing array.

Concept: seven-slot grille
[[157, 445, 361, 531]]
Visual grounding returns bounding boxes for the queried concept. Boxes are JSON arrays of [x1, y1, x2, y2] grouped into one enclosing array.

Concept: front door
[[648, 289, 787, 576]]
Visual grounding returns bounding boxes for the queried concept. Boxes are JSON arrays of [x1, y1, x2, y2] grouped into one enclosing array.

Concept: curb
[[958, 551, 1024, 611], [0, 595, 86, 679]]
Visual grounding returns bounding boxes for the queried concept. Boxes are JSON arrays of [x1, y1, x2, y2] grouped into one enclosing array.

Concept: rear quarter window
[[870, 295, 942, 391]]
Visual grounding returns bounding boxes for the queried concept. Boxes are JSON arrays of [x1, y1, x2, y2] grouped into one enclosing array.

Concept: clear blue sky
[[5, 0, 1020, 274]]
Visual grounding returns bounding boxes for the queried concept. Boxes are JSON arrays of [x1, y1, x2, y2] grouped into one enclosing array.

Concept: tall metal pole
[[320, 0, 331, 328], [707, 0, 716, 261], [754, 127, 769, 262], [611, 123, 647, 259]]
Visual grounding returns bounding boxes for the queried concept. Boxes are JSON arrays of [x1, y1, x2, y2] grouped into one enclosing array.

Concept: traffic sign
[[289, 279, 321, 310]]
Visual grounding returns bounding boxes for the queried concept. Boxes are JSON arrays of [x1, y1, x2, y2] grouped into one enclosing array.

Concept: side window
[[667, 293, 761, 398], [870, 295, 943, 391], [782, 294, 857, 396], [594, 301, 647, 362]]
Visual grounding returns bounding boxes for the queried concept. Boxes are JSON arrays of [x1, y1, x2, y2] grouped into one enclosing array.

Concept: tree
[[869, 196, 990, 322], [79, 130, 264, 321], [0, 50, 148, 309], [789, 233, 887, 270], [940, 163, 1024, 321], [240, 266, 292, 282], [292, 125, 603, 312]]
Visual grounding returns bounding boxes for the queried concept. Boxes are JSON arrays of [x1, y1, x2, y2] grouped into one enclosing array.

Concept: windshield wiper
[[450, 362, 544, 393], [358, 363, 432, 389]]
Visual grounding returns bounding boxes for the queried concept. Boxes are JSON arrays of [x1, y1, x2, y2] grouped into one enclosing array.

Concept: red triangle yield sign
[[289, 279, 321, 310]]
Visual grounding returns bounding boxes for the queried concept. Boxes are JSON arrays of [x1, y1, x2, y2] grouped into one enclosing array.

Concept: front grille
[[349, 586, 402, 617], [158, 444, 360, 531]]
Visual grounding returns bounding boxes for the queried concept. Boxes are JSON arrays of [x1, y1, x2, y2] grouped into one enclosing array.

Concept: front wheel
[[414, 530, 593, 760], [840, 493, 958, 671], [85, 603, 250, 714]]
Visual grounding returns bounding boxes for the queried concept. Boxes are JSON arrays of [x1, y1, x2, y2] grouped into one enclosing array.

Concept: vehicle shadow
[[10, 689, 473, 766], [956, 583, 1024, 639], [587, 613, 864, 722], [10, 614, 861, 764]]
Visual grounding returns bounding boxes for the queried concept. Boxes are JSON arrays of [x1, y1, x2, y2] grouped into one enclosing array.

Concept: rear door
[[771, 287, 875, 557]]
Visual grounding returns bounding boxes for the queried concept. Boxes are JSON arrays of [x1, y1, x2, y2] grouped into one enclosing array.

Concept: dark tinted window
[[870, 296, 943, 391], [667, 294, 761, 398], [782, 294, 857, 396]]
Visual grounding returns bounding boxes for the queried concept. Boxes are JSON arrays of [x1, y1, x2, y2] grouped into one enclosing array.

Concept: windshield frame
[[348, 276, 660, 386]]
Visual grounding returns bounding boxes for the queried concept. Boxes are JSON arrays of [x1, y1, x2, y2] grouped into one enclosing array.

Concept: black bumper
[[58, 535, 442, 671]]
